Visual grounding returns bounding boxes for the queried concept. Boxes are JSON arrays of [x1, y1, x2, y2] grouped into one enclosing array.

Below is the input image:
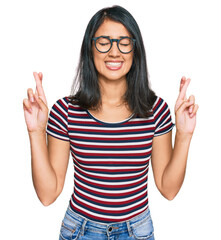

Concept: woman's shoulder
[[51, 96, 70, 110], [151, 96, 171, 114], [152, 95, 164, 108], [57, 96, 70, 104], [54, 96, 83, 111]]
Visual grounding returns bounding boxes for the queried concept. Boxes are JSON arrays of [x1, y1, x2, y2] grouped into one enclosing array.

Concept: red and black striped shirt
[[46, 96, 174, 223]]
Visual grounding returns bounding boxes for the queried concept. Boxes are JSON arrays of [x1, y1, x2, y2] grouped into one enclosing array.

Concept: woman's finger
[[187, 95, 195, 114], [33, 93, 48, 112], [33, 72, 47, 104], [33, 72, 43, 95], [188, 95, 195, 104], [27, 88, 35, 103], [35, 72, 43, 96], [189, 105, 193, 114], [177, 77, 191, 101], [39, 72, 43, 81], [179, 76, 186, 92], [190, 104, 199, 118], [23, 98, 32, 113], [176, 98, 193, 114]]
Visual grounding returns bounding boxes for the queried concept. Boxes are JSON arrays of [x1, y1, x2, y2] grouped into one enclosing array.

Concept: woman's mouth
[[105, 61, 123, 70]]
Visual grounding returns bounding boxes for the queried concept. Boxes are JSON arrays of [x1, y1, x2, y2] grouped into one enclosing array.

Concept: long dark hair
[[69, 5, 157, 117]]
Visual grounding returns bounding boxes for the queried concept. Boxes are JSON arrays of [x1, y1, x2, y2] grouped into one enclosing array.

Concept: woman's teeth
[[106, 62, 122, 67]]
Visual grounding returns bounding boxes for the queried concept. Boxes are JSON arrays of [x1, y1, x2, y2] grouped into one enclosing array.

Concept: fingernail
[[31, 96, 34, 102]]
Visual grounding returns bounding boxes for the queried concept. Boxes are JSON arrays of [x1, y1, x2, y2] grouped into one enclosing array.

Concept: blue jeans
[[59, 205, 155, 240]]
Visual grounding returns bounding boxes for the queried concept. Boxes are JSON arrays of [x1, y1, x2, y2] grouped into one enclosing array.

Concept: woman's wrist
[[175, 129, 193, 140], [28, 129, 46, 138], [174, 130, 192, 151]]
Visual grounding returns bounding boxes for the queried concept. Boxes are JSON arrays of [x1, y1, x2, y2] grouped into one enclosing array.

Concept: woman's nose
[[108, 42, 120, 56]]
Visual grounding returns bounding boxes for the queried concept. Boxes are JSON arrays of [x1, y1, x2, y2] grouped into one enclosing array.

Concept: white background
[[1, 0, 220, 239]]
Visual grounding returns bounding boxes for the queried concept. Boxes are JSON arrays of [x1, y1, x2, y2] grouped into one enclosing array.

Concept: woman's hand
[[175, 76, 199, 135], [23, 72, 48, 133]]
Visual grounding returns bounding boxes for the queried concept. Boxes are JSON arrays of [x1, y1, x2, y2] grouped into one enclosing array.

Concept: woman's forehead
[[94, 19, 131, 38]]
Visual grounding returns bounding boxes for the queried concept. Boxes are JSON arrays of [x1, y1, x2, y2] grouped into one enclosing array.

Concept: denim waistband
[[65, 204, 151, 236]]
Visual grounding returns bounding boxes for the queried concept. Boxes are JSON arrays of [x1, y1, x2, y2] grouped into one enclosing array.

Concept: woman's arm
[[29, 131, 70, 206], [24, 72, 70, 206], [151, 131, 191, 200], [151, 76, 199, 200]]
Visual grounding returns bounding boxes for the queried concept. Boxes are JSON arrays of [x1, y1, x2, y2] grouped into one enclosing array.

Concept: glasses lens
[[119, 38, 134, 53], [95, 37, 111, 53]]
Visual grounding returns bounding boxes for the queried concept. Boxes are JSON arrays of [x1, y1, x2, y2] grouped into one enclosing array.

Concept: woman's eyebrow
[[94, 35, 110, 38], [97, 35, 130, 38]]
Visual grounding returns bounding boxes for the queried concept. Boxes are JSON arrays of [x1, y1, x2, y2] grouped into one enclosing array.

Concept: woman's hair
[[69, 5, 157, 117]]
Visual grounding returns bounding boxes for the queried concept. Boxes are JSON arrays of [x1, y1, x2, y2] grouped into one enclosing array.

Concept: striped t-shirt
[[46, 96, 175, 223]]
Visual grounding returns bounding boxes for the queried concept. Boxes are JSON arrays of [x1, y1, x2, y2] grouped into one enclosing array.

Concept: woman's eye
[[119, 38, 131, 46], [99, 43, 110, 46]]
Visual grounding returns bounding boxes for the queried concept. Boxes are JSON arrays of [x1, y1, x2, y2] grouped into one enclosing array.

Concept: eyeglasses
[[92, 36, 136, 54]]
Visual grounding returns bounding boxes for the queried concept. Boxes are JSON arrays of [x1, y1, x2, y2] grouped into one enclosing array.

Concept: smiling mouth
[[105, 61, 123, 70]]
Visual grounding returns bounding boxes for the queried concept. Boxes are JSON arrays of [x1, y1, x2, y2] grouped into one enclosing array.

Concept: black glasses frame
[[92, 36, 136, 54]]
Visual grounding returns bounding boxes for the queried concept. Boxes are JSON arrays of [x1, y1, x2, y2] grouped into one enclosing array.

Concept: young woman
[[23, 5, 198, 240]]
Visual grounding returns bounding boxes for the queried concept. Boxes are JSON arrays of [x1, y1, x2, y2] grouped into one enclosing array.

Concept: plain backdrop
[[1, 0, 220, 239]]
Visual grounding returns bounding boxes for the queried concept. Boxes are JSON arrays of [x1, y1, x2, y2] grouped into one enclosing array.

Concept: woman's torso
[[46, 96, 174, 223]]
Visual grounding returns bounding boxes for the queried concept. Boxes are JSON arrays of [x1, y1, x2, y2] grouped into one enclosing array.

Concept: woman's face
[[92, 19, 134, 83]]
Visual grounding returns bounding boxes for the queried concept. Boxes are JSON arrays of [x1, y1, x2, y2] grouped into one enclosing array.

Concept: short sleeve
[[46, 97, 70, 141], [153, 97, 175, 137]]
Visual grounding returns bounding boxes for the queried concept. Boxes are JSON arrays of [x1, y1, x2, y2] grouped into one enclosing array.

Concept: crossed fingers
[[176, 76, 199, 118]]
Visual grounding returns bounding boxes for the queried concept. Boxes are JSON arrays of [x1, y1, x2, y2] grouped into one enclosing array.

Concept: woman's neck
[[98, 77, 127, 107]]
